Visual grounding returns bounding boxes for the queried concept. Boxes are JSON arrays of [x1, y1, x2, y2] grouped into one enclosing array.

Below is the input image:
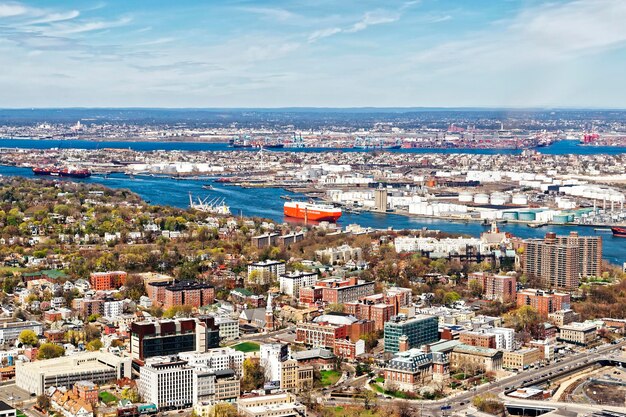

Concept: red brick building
[[73, 381, 99, 404], [344, 301, 395, 331], [90, 271, 128, 291], [296, 313, 374, 359], [459, 331, 497, 349], [299, 287, 323, 306], [470, 272, 517, 302], [516, 289, 571, 317], [299, 277, 375, 305], [162, 281, 215, 309]]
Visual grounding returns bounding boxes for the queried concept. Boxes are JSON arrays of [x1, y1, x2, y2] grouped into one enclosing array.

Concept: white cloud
[[345, 10, 400, 33], [0, 2, 28, 17], [412, 0, 626, 71], [308, 27, 342, 43], [240, 7, 298, 22], [49, 16, 132, 35], [308, 8, 401, 43]]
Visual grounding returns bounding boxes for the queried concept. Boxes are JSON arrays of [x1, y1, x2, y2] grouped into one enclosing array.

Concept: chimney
[[399, 334, 409, 352]]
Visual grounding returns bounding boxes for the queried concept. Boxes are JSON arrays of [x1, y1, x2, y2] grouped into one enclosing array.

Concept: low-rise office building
[[16, 351, 131, 395], [450, 344, 503, 373], [237, 393, 306, 417], [502, 348, 543, 370], [557, 323, 598, 346]]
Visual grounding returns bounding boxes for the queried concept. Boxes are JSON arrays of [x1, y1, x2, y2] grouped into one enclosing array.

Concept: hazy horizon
[[2, 0, 626, 108]]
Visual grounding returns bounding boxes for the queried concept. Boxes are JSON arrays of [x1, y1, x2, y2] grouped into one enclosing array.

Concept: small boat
[[280, 195, 292, 200], [202, 184, 214, 190], [527, 223, 546, 228], [594, 228, 612, 232], [611, 226, 626, 237]]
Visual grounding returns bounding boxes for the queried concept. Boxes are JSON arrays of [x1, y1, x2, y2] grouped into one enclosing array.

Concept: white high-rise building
[[138, 358, 193, 409], [483, 327, 515, 351], [103, 300, 124, 319], [178, 348, 244, 377], [279, 271, 317, 298], [259, 343, 289, 383]]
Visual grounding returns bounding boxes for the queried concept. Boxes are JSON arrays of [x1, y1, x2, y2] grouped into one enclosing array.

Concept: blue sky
[[1, 0, 626, 108]]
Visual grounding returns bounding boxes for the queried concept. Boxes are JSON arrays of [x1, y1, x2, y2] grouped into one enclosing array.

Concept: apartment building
[[248, 261, 286, 285], [470, 272, 517, 302], [162, 281, 215, 309], [459, 331, 497, 349], [279, 271, 317, 298], [548, 309, 580, 326], [516, 289, 571, 317], [522, 232, 601, 290], [315, 277, 375, 304], [89, 271, 127, 291]]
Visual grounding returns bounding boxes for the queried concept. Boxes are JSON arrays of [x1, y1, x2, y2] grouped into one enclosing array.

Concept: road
[[326, 340, 626, 416]]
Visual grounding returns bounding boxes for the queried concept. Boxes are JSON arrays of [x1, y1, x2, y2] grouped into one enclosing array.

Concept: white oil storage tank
[[511, 194, 528, 205], [459, 192, 474, 203], [474, 193, 490, 205]]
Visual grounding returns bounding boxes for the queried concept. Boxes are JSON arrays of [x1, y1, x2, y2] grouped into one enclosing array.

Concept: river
[[2, 138, 626, 155], [0, 164, 623, 265]]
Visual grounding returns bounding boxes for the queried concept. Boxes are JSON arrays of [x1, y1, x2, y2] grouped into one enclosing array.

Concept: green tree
[[86, 339, 103, 351], [120, 387, 141, 403], [37, 343, 65, 359], [241, 358, 265, 392], [19, 329, 39, 346], [36, 394, 51, 411], [468, 279, 483, 297]]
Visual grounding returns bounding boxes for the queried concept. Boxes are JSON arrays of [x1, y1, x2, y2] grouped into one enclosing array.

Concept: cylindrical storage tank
[[518, 211, 537, 221], [474, 193, 489, 204], [502, 211, 519, 220], [552, 214, 569, 224], [566, 213, 575, 222], [511, 194, 528, 205], [459, 192, 474, 203], [490, 193, 508, 205]]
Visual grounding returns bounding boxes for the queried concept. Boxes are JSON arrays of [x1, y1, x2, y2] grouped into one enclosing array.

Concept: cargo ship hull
[[611, 227, 626, 237], [284, 202, 341, 222], [32, 167, 91, 178]]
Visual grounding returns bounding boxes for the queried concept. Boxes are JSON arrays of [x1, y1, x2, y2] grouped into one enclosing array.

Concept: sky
[[1, 0, 626, 108]]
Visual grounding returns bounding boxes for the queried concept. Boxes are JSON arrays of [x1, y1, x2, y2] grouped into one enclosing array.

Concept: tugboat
[[611, 226, 626, 237]]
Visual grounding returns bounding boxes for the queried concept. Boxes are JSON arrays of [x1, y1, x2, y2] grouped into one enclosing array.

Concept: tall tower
[[374, 184, 388, 212], [265, 292, 275, 332]]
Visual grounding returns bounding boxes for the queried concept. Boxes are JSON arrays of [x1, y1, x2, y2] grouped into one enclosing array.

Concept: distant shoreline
[[2, 136, 229, 143]]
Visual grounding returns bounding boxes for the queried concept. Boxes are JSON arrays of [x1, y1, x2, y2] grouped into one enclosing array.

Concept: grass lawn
[[232, 342, 260, 352], [99, 391, 118, 404], [320, 370, 341, 386], [17, 411, 26, 417], [374, 376, 384, 383], [325, 406, 381, 417]]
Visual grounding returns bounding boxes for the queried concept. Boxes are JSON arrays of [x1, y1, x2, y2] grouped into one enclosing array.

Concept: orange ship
[[284, 201, 342, 222]]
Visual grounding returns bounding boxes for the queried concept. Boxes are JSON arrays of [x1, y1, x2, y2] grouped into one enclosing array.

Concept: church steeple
[[265, 292, 275, 332]]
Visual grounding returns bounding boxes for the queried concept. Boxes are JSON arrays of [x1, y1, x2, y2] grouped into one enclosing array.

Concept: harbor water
[[0, 164, 623, 264]]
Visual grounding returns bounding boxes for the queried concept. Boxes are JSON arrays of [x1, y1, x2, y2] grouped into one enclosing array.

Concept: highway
[[325, 340, 626, 416]]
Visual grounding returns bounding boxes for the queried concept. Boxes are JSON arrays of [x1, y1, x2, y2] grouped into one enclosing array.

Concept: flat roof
[[17, 351, 126, 375]]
